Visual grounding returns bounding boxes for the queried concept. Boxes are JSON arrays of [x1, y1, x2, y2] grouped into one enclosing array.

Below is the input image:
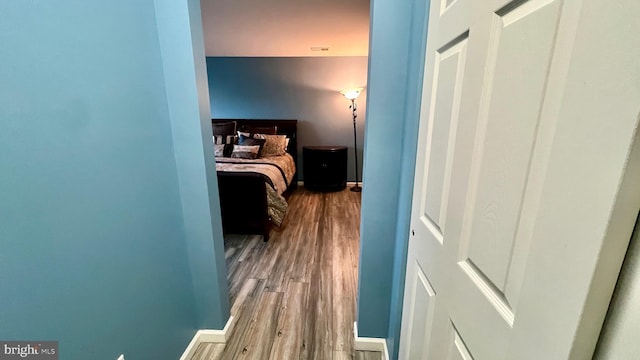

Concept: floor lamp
[[340, 88, 363, 192]]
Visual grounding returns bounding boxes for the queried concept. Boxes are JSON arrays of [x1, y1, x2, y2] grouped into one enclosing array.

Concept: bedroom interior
[[2, 0, 425, 358], [206, 56, 368, 182], [5, 0, 638, 359], [197, 0, 376, 358]]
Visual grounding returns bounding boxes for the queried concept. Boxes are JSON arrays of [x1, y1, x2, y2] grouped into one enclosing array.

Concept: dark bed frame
[[212, 119, 298, 241]]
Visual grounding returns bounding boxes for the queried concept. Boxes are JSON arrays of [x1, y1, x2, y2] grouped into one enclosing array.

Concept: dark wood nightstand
[[303, 146, 348, 191]]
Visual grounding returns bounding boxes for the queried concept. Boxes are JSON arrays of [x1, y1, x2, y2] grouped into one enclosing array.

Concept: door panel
[[448, 325, 474, 360], [443, 0, 457, 11], [463, 0, 562, 305], [421, 35, 468, 237], [405, 266, 437, 360], [399, 0, 640, 358]]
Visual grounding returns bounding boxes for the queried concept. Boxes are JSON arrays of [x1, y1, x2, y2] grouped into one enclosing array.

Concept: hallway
[[192, 187, 381, 359]]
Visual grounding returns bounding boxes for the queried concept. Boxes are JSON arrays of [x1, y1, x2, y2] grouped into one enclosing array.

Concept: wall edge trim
[[354, 321, 390, 360], [180, 315, 234, 360], [297, 181, 364, 187]]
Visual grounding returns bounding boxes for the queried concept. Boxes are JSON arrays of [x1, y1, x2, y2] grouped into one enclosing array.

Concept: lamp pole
[[350, 98, 361, 192], [340, 87, 364, 192]]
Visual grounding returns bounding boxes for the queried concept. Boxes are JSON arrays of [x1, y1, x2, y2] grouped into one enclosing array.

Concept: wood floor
[[191, 187, 381, 360]]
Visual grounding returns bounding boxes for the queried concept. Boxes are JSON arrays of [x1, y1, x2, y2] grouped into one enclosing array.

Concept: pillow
[[285, 137, 290, 151], [237, 134, 266, 156], [213, 135, 236, 157], [214, 144, 225, 157], [213, 134, 236, 144], [254, 134, 287, 157], [230, 145, 261, 159], [212, 121, 236, 136]]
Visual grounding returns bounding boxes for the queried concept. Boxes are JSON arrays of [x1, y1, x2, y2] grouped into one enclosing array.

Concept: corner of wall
[[357, 0, 430, 353], [154, 0, 230, 330]]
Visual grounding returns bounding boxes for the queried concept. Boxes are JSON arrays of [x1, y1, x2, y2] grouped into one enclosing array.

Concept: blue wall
[[385, 0, 430, 357], [206, 57, 368, 181], [357, 0, 429, 358], [0, 0, 227, 358], [156, 0, 231, 330]]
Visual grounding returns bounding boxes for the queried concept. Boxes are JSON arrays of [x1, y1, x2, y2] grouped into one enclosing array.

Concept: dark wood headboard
[[212, 119, 298, 184]]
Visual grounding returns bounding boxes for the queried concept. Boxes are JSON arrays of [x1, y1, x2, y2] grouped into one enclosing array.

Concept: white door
[[399, 0, 640, 359]]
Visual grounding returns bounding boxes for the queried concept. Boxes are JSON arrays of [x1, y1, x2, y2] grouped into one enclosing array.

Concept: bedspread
[[215, 153, 296, 195]]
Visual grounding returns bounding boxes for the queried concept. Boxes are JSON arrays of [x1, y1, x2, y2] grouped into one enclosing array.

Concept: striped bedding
[[215, 153, 296, 195]]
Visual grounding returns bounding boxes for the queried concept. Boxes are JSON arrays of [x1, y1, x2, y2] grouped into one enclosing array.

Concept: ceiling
[[200, 0, 370, 57]]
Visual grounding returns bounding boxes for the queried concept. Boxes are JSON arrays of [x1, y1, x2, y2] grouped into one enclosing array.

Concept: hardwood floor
[[191, 187, 381, 360]]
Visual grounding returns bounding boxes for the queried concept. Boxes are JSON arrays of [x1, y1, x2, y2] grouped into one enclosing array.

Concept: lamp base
[[350, 185, 362, 193]]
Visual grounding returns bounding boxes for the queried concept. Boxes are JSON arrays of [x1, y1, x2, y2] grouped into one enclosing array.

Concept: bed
[[212, 119, 298, 241]]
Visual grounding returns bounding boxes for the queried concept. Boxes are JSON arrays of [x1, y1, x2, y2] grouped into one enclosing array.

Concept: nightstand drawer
[[303, 146, 348, 191]]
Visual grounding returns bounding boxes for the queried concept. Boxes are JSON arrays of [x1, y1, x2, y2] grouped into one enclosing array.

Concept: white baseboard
[[297, 181, 363, 187], [353, 322, 389, 360], [180, 316, 234, 360]]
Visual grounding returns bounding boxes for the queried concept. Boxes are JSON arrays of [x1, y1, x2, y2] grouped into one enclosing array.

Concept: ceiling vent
[[311, 46, 330, 52]]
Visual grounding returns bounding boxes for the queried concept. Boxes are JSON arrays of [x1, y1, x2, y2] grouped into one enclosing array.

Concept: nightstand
[[303, 146, 348, 191]]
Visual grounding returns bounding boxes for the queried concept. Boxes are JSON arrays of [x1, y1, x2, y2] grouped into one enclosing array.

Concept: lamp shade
[[340, 88, 363, 100]]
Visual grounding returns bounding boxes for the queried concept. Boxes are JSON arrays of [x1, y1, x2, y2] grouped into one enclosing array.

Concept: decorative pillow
[[285, 137, 290, 151], [230, 145, 261, 159], [214, 144, 225, 157], [213, 135, 236, 157], [213, 134, 235, 144], [237, 134, 266, 155], [212, 121, 236, 136], [254, 134, 287, 157]]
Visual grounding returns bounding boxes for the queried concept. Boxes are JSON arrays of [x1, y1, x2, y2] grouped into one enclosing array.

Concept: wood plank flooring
[[191, 187, 381, 360]]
